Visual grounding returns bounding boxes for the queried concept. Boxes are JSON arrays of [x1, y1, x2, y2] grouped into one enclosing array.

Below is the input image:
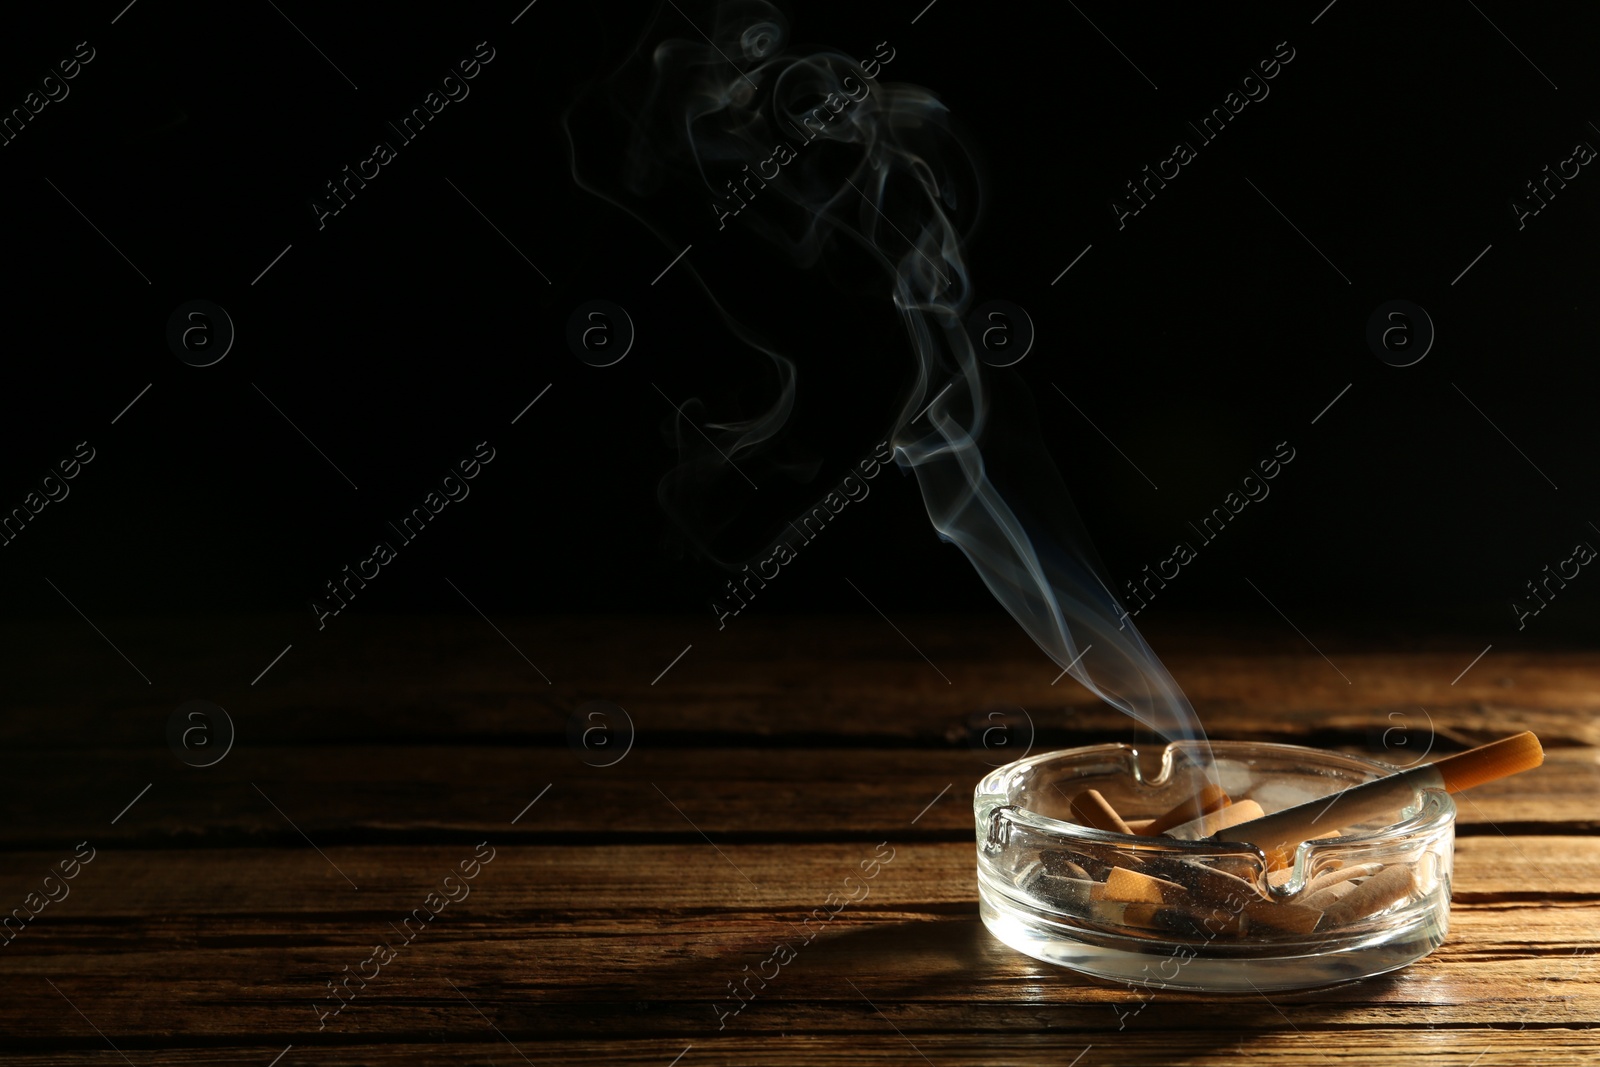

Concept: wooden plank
[[0, 843, 1594, 1040], [1, 1032, 1596, 1066], [7, 617, 1599, 747], [0, 840, 1592, 920], [1, 909, 1595, 1040], [1, 746, 1593, 846], [5, 906, 1598, 1014]]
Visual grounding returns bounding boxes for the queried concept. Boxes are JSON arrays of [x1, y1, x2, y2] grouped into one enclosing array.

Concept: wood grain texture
[[0, 844, 1595, 1041], [0, 617, 1595, 1065], [0, 744, 1593, 847], [6, 616, 1599, 746], [4, 1034, 1599, 1067]]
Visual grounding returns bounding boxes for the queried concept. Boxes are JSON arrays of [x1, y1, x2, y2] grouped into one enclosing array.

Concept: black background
[[1, 0, 1596, 650]]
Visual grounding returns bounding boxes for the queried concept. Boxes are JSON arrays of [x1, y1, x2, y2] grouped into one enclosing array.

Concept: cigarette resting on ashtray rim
[[1187, 731, 1545, 861], [1050, 732, 1546, 939]]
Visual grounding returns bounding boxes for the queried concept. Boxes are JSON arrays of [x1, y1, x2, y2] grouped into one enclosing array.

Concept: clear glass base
[[979, 873, 1450, 992]]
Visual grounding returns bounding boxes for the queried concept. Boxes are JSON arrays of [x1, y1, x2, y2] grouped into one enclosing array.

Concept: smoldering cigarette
[[1161, 799, 1267, 840], [1216, 732, 1544, 865]]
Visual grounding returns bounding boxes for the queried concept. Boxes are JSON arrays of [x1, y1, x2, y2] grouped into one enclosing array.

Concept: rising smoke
[[570, 1, 1211, 753]]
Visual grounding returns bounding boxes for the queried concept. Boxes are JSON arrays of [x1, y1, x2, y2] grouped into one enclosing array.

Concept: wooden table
[[3, 614, 1597, 1065]]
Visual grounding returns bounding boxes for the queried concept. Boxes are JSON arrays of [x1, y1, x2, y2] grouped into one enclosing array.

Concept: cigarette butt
[[1089, 899, 1165, 929], [1239, 900, 1324, 935], [1158, 903, 1249, 938], [1301, 862, 1382, 899], [1039, 851, 1092, 880], [1134, 860, 1315, 935], [1142, 782, 1232, 835], [1023, 868, 1094, 908], [1104, 866, 1189, 905], [1196, 907, 1249, 937], [1316, 864, 1416, 929], [1261, 828, 1344, 872], [1125, 818, 1155, 833], [1071, 789, 1132, 834], [1147, 856, 1267, 905], [1301, 879, 1360, 910], [1189, 866, 1268, 906], [1090, 899, 1245, 937], [1162, 799, 1267, 840], [1267, 865, 1301, 889], [1267, 856, 1370, 890]]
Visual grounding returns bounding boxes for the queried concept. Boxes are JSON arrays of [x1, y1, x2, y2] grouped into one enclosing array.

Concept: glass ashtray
[[974, 741, 1455, 992]]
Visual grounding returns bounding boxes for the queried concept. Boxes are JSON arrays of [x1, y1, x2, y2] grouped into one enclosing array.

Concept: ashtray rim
[[975, 739, 1457, 858]]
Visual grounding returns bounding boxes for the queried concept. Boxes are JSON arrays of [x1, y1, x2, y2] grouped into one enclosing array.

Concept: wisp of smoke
[[569, 1, 1211, 759]]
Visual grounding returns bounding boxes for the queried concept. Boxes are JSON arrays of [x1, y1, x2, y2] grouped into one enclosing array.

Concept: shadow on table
[[693, 912, 1411, 1046]]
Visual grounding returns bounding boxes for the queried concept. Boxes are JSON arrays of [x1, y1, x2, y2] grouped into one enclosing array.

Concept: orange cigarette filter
[[1431, 731, 1545, 792], [1102, 866, 1188, 905]]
